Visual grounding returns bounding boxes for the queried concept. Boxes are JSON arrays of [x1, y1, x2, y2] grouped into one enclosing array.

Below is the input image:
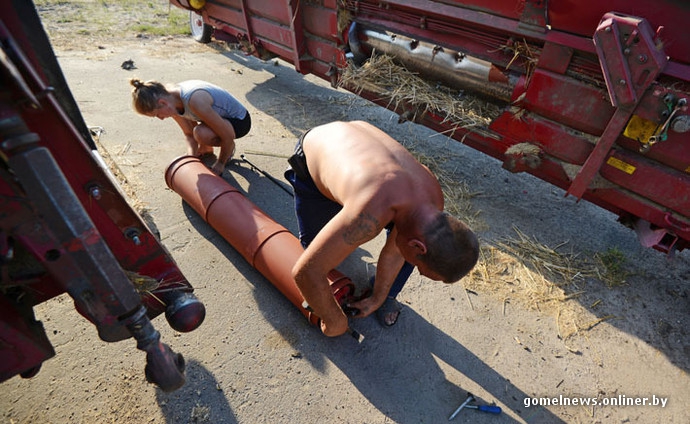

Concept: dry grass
[[465, 226, 624, 356], [124, 269, 191, 308], [339, 53, 500, 228], [593, 247, 631, 287], [466, 227, 600, 312], [124, 270, 161, 293], [35, 0, 190, 39], [89, 127, 147, 213], [340, 53, 502, 133], [400, 139, 481, 228], [497, 38, 538, 80]]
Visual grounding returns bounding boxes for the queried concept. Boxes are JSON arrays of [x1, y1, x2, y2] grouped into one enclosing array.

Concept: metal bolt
[[619, 79, 627, 86], [89, 186, 101, 200], [637, 54, 648, 63], [125, 228, 142, 246], [671, 115, 690, 133]]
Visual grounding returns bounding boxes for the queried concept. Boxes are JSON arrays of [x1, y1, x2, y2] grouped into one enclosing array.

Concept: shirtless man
[[284, 121, 479, 337]]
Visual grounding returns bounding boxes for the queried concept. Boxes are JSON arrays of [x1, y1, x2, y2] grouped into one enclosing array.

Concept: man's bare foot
[[376, 297, 402, 327]]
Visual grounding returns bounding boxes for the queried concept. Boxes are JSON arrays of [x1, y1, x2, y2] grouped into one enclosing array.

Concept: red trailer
[[3, 0, 689, 393], [171, 0, 690, 255], [1, 1, 206, 391]]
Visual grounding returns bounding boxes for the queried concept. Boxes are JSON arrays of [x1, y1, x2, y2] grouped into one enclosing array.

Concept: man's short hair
[[420, 212, 479, 282]]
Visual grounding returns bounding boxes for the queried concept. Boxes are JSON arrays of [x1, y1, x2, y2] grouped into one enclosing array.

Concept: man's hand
[[347, 295, 385, 319], [319, 310, 349, 337]]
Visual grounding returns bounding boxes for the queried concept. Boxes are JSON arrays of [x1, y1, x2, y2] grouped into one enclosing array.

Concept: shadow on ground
[[218, 48, 690, 376], [156, 359, 237, 424], [174, 164, 564, 423]]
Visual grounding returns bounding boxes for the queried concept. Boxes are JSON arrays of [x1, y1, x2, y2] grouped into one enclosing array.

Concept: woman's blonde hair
[[130, 78, 169, 114]]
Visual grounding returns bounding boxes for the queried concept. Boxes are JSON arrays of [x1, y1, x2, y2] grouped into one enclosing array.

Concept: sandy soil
[[1, 2, 689, 423]]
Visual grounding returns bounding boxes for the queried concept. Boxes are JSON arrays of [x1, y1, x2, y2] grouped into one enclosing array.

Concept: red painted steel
[[489, 112, 594, 166], [1, 2, 204, 389], [520, 69, 615, 136], [1, 25, 200, 323], [600, 150, 690, 217], [164, 156, 355, 326], [168, 2, 690, 254]]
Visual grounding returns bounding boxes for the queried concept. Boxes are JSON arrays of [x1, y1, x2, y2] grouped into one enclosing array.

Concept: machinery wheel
[[190, 11, 212, 43]]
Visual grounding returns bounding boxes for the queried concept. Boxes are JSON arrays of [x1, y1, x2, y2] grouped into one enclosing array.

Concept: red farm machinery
[[172, 0, 690, 255], [1, 1, 206, 391], [2, 0, 689, 394]]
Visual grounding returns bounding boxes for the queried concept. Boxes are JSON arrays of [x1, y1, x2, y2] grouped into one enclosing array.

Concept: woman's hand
[[196, 144, 214, 156], [211, 160, 225, 175]]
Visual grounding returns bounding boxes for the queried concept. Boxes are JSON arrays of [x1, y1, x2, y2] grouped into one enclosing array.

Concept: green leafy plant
[[595, 247, 630, 287]]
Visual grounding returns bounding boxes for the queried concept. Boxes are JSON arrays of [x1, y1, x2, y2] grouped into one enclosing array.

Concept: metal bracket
[[594, 13, 668, 108], [566, 12, 668, 200]]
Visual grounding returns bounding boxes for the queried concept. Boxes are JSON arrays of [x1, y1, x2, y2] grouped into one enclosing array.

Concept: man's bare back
[[303, 121, 444, 213]]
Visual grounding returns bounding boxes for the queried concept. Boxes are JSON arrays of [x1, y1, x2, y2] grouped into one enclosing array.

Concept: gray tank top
[[178, 80, 247, 121]]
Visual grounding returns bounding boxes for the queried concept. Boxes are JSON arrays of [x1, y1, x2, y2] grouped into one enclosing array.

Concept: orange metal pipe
[[164, 156, 354, 325]]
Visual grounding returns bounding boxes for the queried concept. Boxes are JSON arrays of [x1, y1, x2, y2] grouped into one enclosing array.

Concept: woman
[[130, 79, 251, 175]]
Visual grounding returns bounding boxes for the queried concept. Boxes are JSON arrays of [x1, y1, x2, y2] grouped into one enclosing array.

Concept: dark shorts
[[284, 130, 342, 248], [226, 111, 251, 139]]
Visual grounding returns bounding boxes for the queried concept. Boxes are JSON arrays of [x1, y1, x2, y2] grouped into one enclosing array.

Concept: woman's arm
[[187, 90, 238, 173], [171, 114, 199, 156]]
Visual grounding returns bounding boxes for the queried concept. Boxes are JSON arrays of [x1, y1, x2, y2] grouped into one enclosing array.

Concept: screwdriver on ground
[[465, 404, 502, 414]]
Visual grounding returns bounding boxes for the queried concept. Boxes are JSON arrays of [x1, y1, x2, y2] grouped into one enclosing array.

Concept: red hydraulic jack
[[165, 156, 357, 329]]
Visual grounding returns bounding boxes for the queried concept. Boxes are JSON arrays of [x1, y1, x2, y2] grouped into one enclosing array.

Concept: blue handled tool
[[465, 404, 502, 414], [449, 392, 502, 420]]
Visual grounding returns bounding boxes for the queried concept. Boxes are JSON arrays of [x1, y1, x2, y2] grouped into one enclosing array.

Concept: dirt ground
[[2, 2, 689, 423]]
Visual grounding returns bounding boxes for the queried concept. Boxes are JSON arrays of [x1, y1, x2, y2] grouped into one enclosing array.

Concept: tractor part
[[164, 155, 355, 325], [168, 1, 690, 254], [0, 114, 186, 392]]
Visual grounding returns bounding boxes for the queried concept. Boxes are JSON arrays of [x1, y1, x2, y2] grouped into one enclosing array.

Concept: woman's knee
[[193, 125, 218, 145]]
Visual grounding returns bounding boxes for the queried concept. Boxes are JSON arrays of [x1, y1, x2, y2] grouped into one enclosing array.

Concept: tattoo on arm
[[343, 212, 380, 245]]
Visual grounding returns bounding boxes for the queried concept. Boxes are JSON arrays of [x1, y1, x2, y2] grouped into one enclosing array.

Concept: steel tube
[[356, 28, 516, 102], [165, 156, 353, 325]]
